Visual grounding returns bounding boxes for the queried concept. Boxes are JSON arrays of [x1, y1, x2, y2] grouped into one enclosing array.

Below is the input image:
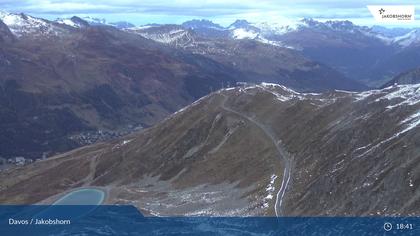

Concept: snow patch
[[133, 28, 194, 47], [112, 139, 133, 150], [399, 111, 420, 135], [378, 84, 420, 109], [56, 19, 75, 27], [122, 139, 133, 145], [232, 28, 258, 39], [262, 174, 277, 209]]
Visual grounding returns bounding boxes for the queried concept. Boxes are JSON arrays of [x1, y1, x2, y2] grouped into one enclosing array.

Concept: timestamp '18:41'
[[396, 223, 413, 230]]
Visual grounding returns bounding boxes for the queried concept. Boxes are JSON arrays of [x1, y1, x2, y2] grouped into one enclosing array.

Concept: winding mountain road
[[220, 94, 292, 216]]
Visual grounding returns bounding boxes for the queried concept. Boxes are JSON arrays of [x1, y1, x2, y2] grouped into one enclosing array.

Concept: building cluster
[[5, 156, 33, 166], [0, 155, 47, 171]]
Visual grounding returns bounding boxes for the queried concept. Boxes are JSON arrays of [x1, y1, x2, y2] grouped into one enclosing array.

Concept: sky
[[0, 0, 419, 27]]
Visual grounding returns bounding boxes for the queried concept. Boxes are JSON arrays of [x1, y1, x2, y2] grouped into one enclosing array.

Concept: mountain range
[[0, 12, 369, 159], [128, 17, 420, 87]]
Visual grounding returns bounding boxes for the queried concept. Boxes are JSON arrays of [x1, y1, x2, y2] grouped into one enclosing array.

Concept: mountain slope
[[0, 15, 239, 159], [0, 18, 15, 42], [393, 29, 420, 48], [1, 83, 418, 216], [382, 67, 420, 87], [273, 19, 394, 83], [369, 43, 420, 86]]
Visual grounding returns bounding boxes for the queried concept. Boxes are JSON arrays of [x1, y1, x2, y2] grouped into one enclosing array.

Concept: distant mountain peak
[[182, 19, 223, 29], [325, 20, 355, 29], [229, 19, 252, 29], [56, 16, 90, 28], [109, 21, 135, 29], [18, 13, 29, 20], [300, 17, 317, 25], [299, 18, 358, 31], [57, 16, 135, 30], [70, 16, 89, 27], [82, 16, 107, 25]]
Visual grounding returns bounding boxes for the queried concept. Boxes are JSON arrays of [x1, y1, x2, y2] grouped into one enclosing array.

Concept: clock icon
[[384, 222, 393, 231]]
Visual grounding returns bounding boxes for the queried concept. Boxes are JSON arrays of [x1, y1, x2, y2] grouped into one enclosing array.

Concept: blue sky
[[0, 0, 419, 27]]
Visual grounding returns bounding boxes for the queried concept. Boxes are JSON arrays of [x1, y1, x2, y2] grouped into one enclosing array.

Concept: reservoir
[[53, 188, 105, 205]]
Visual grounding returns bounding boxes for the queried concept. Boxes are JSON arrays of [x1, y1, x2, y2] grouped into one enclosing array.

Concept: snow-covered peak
[[56, 16, 89, 28], [81, 16, 107, 25], [0, 11, 58, 37], [56, 18, 78, 28], [295, 18, 375, 35], [252, 21, 299, 35], [393, 29, 420, 47], [57, 16, 134, 29], [229, 20, 253, 30]]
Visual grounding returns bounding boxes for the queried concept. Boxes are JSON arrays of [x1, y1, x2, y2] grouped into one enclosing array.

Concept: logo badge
[[368, 5, 415, 23], [379, 8, 385, 15]]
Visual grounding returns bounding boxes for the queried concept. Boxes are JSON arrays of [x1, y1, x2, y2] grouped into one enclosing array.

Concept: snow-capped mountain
[[224, 18, 413, 46], [80, 16, 107, 25], [228, 20, 260, 39], [393, 29, 420, 47], [80, 17, 135, 29], [56, 16, 134, 29], [252, 21, 299, 36], [228, 26, 287, 47], [0, 11, 66, 37], [208, 18, 396, 49], [56, 16, 89, 28]]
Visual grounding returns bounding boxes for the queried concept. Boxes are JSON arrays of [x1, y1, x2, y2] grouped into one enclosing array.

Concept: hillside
[[1, 83, 418, 216], [382, 67, 420, 88]]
